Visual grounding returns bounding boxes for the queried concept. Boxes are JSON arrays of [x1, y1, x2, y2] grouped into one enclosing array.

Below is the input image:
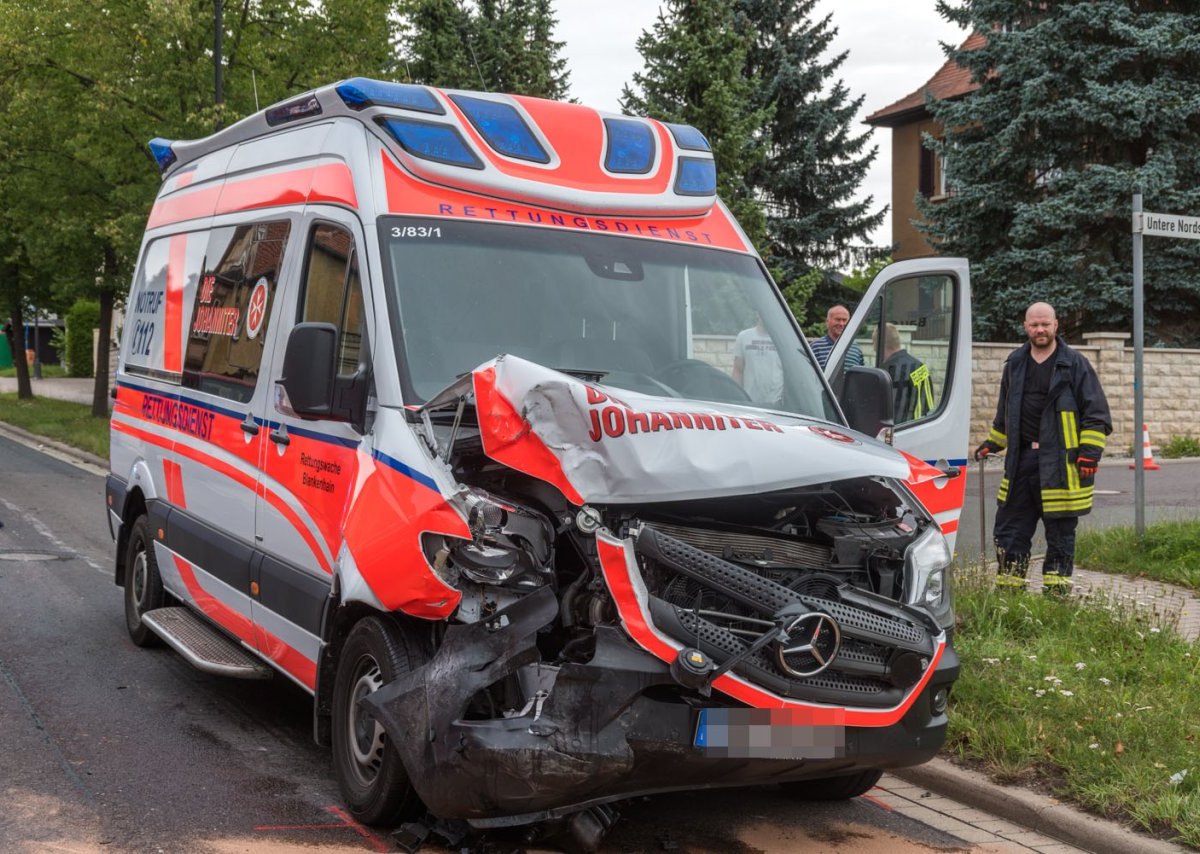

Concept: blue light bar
[[603, 119, 655, 174], [265, 94, 323, 126], [148, 138, 177, 173], [337, 78, 444, 114], [449, 95, 549, 163], [378, 117, 483, 170], [666, 123, 710, 152], [675, 157, 717, 196]]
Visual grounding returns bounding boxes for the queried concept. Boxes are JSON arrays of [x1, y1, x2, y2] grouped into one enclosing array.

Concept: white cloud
[[555, 1, 967, 254]]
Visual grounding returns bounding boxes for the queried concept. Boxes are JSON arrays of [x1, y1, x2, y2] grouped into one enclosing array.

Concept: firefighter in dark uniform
[[974, 302, 1112, 593]]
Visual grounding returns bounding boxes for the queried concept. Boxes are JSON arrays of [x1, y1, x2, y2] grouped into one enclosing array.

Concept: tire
[[123, 515, 165, 647], [331, 616, 426, 826], [780, 768, 884, 801]]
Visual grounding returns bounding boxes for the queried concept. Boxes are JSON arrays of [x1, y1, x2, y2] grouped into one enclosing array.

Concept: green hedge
[[65, 299, 100, 378]]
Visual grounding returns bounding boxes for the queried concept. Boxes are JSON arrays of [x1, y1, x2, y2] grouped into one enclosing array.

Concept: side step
[[142, 607, 273, 680]]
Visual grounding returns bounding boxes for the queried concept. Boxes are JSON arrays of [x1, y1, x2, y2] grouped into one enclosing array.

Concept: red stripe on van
[[164, 234, 187, 372], [114, 419, 332, 575], [147, 163, 357, 229], [172, 554, 257, 645], [254, 629, 317, 690], [163, 458, 186, 507]]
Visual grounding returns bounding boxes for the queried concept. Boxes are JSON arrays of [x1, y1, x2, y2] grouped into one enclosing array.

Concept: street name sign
[[1134, 210, 1200, 240]]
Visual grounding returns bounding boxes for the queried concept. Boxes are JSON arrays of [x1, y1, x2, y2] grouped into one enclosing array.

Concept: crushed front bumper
[[365, 586, 958, 825]]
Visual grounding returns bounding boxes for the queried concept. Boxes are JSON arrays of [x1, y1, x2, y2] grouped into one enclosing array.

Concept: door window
[[300, 223, 366, 377], [843, 275, 956, 426]]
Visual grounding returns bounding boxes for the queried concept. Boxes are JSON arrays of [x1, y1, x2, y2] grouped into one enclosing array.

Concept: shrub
[[1159, 434, 1200, 460], [65, 299, 100, 378]]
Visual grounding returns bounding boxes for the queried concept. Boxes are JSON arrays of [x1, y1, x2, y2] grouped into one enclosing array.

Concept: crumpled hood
[[438, 355, 923, 506]]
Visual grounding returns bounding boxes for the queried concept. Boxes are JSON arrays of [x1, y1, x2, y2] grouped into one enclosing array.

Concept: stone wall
[[972, 333, 1200, 457], [699, 332, 1191, 457]]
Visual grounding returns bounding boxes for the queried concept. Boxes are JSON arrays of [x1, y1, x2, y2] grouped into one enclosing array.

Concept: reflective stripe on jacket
[[986, 337, 1112, 518]]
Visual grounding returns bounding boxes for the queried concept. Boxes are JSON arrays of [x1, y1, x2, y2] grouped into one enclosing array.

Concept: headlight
[[904, 525, 953, 628], [437, 487, 554, 588]]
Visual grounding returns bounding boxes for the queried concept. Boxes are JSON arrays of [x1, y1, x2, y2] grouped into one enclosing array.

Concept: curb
[[0, 420, 108, 473], [895, 758, 1188, 854]]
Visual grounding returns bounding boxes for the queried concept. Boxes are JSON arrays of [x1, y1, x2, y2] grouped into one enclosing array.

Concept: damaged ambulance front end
[[363, 353, 960, 825]]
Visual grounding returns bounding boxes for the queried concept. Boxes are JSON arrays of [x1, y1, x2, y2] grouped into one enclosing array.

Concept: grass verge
[[1077, 521, 1200, 590], [949, 564, 1200, 847], [0, 393, 108, 458], [0, 364, 68, 378]]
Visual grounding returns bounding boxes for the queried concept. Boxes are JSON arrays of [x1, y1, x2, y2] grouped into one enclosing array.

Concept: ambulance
[[106, 77, 971, 844]]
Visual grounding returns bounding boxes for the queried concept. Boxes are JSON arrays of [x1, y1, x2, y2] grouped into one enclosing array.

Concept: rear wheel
[[331, 617, 425, 825], [123, 515, 164, 647], [780, 768, 884, 801]]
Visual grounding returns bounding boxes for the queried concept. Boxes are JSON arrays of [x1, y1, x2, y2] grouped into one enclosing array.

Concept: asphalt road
[[954, 455, 1200, 564], [0, 431, 995, 853]]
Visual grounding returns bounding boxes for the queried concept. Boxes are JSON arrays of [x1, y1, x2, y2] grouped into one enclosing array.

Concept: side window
[[182, 220, 291, 402], [845, 275, 956, 427], [300, 223, 366, 377]]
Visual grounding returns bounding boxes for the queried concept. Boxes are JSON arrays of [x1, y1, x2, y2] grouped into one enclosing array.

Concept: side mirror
[[840, 366, 895, 441], [279, 323, 337, 418]]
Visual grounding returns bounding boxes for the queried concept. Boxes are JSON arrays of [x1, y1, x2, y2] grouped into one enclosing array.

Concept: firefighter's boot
[[995, 548, 1029, 591]]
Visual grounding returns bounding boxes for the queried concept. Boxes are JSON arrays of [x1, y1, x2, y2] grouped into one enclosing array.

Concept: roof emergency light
[[450, 95, 549, 164], [265, 94, 323, 126], [603, 119, 655, 174], [666, 123, 711, 152], [675, 157, 717, 196], [148, 138, 177, 173], [337, 78, 444, 115], [378, 117, 483, 170]]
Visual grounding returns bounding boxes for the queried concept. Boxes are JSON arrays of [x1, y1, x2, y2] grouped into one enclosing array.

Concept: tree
[[403, 0, 571, 98], [737, 0, 886, 317], [924, 1, 1200, 343], [621, 0, 773, 252], [0, 0, 407, 415]]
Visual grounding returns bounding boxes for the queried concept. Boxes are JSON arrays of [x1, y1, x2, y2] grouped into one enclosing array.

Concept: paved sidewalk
[[0, 376, 106, 407], [1022, 557, 1200, 642]]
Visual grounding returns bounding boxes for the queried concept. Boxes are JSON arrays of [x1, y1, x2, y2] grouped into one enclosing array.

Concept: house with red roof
[[865, 33, 984, 260]]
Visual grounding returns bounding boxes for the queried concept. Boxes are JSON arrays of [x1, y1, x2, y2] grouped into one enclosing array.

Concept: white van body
[[107, 78, 972, 834]]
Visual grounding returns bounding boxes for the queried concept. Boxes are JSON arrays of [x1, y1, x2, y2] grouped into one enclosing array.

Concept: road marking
[[0, 497, 107, 575], [254, 804, 391, 852]]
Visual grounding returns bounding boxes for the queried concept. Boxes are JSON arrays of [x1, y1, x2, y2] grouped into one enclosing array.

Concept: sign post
[[1131, 192, 1145, 538], [1128, 199, 1200, 536]]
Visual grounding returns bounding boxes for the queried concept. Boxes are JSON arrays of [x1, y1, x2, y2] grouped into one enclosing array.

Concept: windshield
[[380, 217, 838, 420]]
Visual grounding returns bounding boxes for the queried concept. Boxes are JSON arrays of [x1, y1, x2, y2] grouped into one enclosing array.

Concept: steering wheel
[[653, 359, 753, 404]]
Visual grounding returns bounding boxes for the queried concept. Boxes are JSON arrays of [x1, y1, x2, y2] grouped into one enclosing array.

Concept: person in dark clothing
[[974, 303, 1112, 594], [875, 322, 934, 424]]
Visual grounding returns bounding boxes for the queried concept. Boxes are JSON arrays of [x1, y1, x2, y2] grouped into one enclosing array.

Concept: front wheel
[[331, 617, 425, 825], [779, 768, 884, 801], [123, 515, 165, 647]]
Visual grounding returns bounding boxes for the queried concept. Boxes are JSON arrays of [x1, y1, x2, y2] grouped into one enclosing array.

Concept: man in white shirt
[[733, 315, 783, 406]]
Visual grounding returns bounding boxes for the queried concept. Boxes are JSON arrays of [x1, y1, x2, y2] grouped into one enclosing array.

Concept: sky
[[554, 1, 968, 254]]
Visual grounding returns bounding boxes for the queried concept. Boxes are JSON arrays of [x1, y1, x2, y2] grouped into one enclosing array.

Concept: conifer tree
[[737, 0, 884, 312], [621, 0, 773, 251], [925, 0, 1200, 342], [404, 0, 570, 98]]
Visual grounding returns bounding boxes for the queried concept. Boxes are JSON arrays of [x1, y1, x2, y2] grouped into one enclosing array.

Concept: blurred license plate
[[694, 708, 845, 759]]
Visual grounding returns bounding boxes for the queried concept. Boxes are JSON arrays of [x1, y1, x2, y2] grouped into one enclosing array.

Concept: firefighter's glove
[[974, 440, 1001, 461], [1077, 448, 1101, 479]]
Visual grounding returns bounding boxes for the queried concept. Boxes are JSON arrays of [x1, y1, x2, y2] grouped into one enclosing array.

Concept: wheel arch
[[114, 485, 149, 588], [312, 587, 437, 747]]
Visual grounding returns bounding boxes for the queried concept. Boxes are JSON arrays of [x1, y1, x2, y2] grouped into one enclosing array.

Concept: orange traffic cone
[[1130, 423, 1160, 470]]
